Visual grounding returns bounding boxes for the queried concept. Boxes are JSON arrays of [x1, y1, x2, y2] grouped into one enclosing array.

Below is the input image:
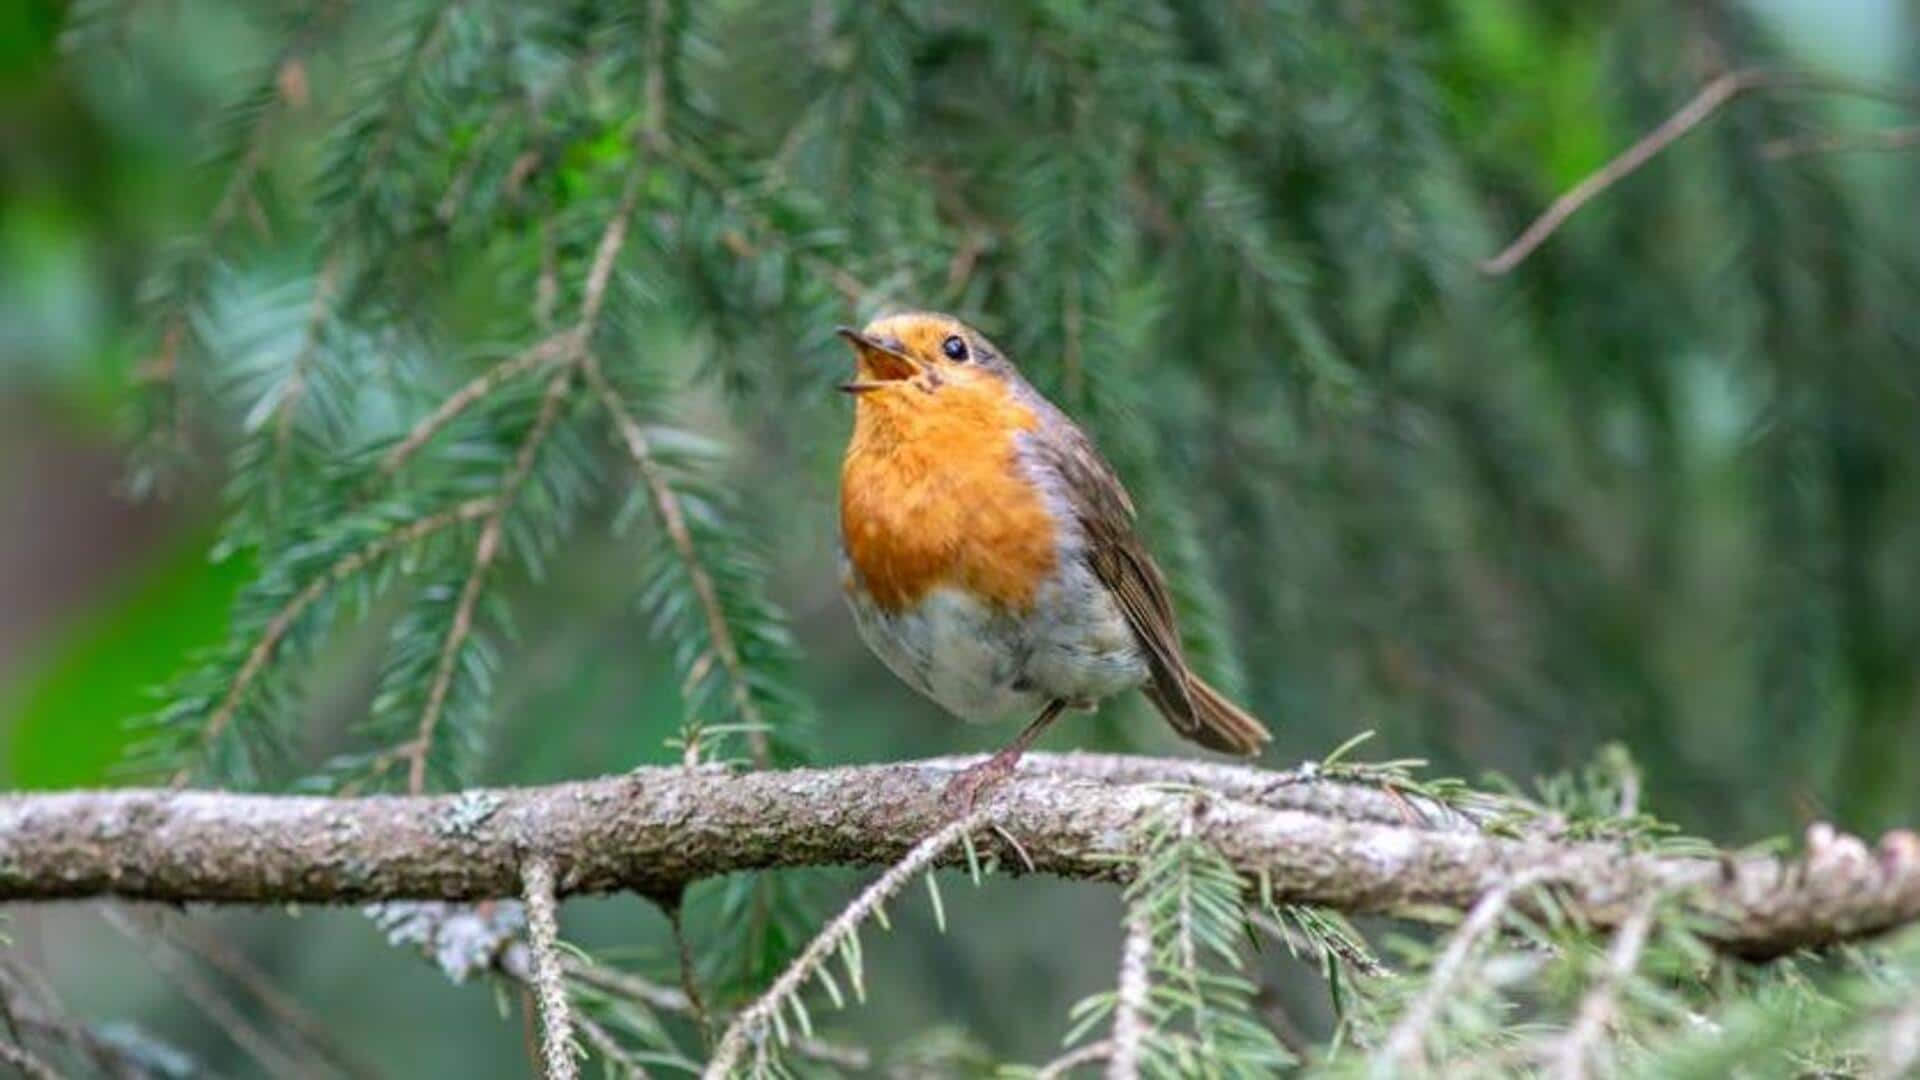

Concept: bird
[[834, 311, 1270, 808]]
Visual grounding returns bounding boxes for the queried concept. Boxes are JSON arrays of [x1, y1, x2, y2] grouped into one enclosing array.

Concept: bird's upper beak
[[835, 327, 922, 394]]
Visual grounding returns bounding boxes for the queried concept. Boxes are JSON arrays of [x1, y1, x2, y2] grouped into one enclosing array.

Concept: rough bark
[[1, 755, 1916, 960]]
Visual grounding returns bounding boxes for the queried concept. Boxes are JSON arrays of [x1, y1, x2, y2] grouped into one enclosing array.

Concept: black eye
[[941, 335, 969, 361]]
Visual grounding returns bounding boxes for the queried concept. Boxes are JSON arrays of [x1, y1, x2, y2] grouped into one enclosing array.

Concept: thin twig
[[577, 167, 645, 335], [1764, 124, 1920, 159], [564, 961, 693, 1013], [1040, 1041, 1113, 1079], [667, 141, 876, 307], [1483, 68, 1920, 274], [1106, 907, 1153, 1080], [0, 961, 134, 1078], [404, 147, 648, 794], [377, 334, 570, 477], [406, 370, 573, 794], [174, 497, 498, 786], [1548, 896, 1658, 1080], [523, 856, 580, 1080], [575, 1011, 651, 1078], [1872, 996, 1920, 1080], [666, 904, 714, 1046], [0, 1037, 59, 1080], [1372, 871, 1541, 1074], [704, 807, 997, 1077], [560, 958, 867, 1069], [584, 355, 771, 767], [101, 907, 307, 1080], [271, 252, 343, 464], [1482, 69, 1768, 275], [164, 917, 381, 1079]]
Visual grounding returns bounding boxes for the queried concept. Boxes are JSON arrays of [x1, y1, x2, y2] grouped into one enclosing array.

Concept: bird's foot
[[940, 750, 1021, 815]]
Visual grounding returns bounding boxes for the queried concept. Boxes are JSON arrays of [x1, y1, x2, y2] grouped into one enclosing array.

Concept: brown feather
[[1028, 413, 1269, 754]]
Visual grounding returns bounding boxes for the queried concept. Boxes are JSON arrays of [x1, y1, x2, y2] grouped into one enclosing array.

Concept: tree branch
[[522, 856, 580, 1080], [3, 757, 1917, 961], [584, 353, 772, 767], [1481, 69, 1768, 275], [1481, 69, 1920, 274], [174, 497, 498, 786], [1106, 907, 1152, 1080]]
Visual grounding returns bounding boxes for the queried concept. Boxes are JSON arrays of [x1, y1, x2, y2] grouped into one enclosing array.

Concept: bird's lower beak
[[835, 327, 921, 394]]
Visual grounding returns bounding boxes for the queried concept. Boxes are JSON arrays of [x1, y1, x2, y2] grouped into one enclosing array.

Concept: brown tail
[[1146, 674, 1272, 756]]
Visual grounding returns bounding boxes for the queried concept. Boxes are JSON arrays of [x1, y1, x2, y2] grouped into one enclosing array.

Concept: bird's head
[[834, 311, 1015, 402]]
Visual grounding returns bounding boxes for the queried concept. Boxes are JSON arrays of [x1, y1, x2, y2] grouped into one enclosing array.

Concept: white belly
[[842, 557, 1150, 723]]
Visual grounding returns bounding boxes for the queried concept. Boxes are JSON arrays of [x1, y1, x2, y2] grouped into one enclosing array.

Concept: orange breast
[[840, 383, 1058, 614]]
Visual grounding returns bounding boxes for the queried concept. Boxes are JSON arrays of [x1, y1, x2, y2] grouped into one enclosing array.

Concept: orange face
[[835, 312, 1006, 396], [837, 313, 1059, 614]]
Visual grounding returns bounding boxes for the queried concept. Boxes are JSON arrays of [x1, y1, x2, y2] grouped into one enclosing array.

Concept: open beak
[[835, 327, 921, 394]]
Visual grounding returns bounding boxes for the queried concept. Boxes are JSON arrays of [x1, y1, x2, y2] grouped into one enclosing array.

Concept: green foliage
[[20, 0, 1920, 1073], [2, 528, 250, 788], [1036, 798, 1296, 1078]]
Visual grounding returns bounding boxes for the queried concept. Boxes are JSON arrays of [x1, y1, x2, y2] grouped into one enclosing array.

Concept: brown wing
[[1030, 419, 1199, 727]]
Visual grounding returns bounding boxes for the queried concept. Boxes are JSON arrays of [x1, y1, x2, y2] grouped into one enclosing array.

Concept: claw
[[941, 755, 1018, 815]]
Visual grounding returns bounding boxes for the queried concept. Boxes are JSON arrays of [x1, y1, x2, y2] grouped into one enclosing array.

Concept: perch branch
[[2, 758, 1917, 962]]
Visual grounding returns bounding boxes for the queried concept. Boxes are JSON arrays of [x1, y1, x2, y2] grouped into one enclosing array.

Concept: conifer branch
[[270, 251, 343, 464], [585, 354, 771, 767], [1762, 124, 1920, 159], [376, 334, 571, 476], [1877, 997, 1920, 1079], [703, 806, 997, 1077], [404, 370, 573, 793], [1547, 894, 1657, 1080], [1037, 1041, 1112, 1079], [1373, 870, 1542, 1073], [173, 496, 499, 786], [522, 855, 581, 1080], [204, 5, 346, 238], [10, 762, 1916, 956], [1106, 908, 1152, 1080], [130, 0, 350, 426], [101, 907, 307, 1080], [1482, 68, 1920, 274], [1481, 69, 1769, 275], [0, 1038, 58, 1080]]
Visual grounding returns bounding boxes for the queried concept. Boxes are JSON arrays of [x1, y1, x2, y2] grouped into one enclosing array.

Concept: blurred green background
[[4, 0, 1920, 1074]]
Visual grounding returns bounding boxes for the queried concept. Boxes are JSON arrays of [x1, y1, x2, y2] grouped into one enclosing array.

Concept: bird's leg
[[942, 699, 1069, 812]]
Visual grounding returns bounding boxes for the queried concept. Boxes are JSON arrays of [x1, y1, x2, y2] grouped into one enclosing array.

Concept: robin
[[835, 311, 1270, 807]]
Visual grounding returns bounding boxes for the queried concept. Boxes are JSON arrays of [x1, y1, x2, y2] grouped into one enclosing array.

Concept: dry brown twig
[[1482, 69, 1920, 275], [100, 907, 308, 1080], [1764, 124, 1920, 160], [162, 916, 380, 1080]]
